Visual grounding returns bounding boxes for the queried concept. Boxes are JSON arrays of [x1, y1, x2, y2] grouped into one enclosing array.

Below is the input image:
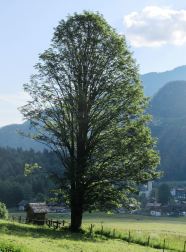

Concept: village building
[[146, 202, 162, 216], [146, 202, 161, 208], [26, 203, 49, 225], [139, 181, 153, 198], [18, 200, 28, 211], [150, 209, 162, 217], [171, 188, 186, 201], [145, 202, 186, 217]]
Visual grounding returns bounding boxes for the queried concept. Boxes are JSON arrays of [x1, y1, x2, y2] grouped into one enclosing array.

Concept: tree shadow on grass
[[0, 222, 104, 243]]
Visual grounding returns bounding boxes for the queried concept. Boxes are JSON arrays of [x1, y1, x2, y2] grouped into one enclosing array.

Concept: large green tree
[[21, 12, 159, 231]]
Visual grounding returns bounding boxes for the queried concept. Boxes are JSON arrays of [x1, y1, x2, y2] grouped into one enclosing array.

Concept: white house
[[139, 181, 153, 198]]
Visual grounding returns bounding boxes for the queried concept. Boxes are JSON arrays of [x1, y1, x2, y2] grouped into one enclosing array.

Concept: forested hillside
[[0, 148, 62, 207], [150, 81, 186, 180]]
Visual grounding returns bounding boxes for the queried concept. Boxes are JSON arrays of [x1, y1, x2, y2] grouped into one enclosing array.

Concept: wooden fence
[[9, 215, 69, 230]]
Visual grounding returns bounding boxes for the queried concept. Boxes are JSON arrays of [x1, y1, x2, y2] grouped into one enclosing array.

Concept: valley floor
[[0, 213, 186, 252]]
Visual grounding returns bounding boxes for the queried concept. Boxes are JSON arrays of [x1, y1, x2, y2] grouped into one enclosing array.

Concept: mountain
[[0, 121, 45, 151], [149, 81, 186, 181], [141, 65, 186, 96], [149, 81, 186, 118]]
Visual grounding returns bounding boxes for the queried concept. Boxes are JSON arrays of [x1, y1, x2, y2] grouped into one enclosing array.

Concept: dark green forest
[[0, 148, 62, 207]]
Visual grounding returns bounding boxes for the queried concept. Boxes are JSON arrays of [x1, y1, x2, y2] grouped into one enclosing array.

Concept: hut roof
[[27, 203, 49, 214]]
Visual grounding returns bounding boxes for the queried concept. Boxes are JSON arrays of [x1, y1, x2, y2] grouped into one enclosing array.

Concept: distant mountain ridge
[[141, 65, 186, 96], [0, 122, 45, 151]]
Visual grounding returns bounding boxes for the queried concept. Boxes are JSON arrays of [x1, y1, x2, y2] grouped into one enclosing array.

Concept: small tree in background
[[21, 12, 159, 232], [158, 184, 171, 205], [0, 202, 8, 219]]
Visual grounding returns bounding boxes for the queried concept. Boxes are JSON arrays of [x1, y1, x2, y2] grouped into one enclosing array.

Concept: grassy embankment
[[0, 212, 185, 252]]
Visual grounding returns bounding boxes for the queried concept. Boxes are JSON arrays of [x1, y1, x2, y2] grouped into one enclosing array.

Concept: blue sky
[[1, 0, 186, 126]]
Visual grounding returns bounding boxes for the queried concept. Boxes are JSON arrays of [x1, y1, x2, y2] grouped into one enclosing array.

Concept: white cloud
[[124, 6, 186, 47]]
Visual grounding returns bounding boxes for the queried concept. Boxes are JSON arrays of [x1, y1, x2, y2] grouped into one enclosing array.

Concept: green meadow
[[0, 213, 186, 252]]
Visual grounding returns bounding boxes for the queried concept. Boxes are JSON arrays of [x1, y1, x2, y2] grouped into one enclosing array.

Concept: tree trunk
[[69, 87, 87, 232], [70, 192, 83, 232]]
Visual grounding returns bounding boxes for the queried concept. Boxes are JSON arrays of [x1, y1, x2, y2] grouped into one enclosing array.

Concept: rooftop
[[27, 203, 49, 214]]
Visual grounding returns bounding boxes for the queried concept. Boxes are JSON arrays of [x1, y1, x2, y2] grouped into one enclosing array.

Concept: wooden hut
[[26, 203, 49, 225]]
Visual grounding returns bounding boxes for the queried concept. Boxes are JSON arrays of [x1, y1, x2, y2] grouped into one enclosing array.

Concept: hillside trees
[[157, 184, 171, 205], [0, 148, 61, 207], [21, 12, 159, 231]]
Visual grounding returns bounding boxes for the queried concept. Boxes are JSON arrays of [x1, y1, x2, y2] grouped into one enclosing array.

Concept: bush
[[0, 202, 8, 219]]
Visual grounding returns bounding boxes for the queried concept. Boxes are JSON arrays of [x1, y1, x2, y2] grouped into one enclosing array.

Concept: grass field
[[0, 220, 161, 252], [0, 212, 186, 252]]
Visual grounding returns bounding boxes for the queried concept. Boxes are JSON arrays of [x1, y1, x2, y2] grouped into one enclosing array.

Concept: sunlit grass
[[82, 213, 186, 251], [4, 212, 186, 251], [0, 220, 161, 252]]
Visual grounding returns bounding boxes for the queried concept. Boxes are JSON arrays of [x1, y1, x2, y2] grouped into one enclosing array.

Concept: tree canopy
[[21, 12, 159, 231]]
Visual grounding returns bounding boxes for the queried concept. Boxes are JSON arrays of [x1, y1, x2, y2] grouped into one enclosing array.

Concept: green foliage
[[20, 11, 159, 230], [24, 163, 41, 176], [0, 202, 8, 219], [0, 240, 25, 252]]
